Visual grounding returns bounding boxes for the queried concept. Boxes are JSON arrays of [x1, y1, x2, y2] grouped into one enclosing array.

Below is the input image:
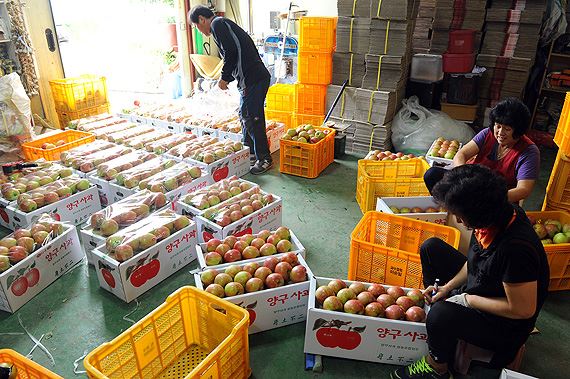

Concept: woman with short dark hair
[[424, 97, 540, 203], [392, 165, 549, 379]]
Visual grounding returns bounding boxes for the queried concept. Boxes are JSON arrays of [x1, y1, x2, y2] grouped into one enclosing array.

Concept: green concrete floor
[[0, 147, 568, 379]]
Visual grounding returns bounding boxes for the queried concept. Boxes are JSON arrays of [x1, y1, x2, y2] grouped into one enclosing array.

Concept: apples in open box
[[114, 157, 177, 189], [165, 135, 219, 158], [104, 210, 191, 262], [138, 162, 203, 192], [71, 144, 134, 173], [281, 124, 329, 144], [105, 125, 154, 144], [1, 164, 74, 202], [15, 175, 92, 212], [59, 140, 115, 167], [124, 129, 172, 149], [96, 151, 157, 181], [91, 122, 138, 138], [145, 133, 196, 154], [189, 140, 244, 164], [181, 176, 257, 211]]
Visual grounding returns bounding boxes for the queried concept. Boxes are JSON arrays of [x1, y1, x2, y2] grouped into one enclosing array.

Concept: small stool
[[453, 340, 525, 375]]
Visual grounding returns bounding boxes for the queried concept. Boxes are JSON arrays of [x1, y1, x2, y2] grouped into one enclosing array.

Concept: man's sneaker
[[250, 160, 272, 175], [250, 155, 256, 166], [391, 356, 453, 379]]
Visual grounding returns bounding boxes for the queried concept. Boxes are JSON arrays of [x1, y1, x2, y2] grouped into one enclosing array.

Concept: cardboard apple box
[[184, 147, 250, 182], [195, 229, 306, 269], [425, 140, 463, 170], [194, 252, 313, 334], [195, 194, 282, 243], [304, 276, 430, 366], [7, 186, 101, 230], [376, 196, 448, 225], [0, 225, 83, 313], [500, 369, 537, 379], [87, 174, 112, 208], [173, 178, 259, 220], [109, 171, 212, 204], [266, 124, 285, 154], [0, 201, 14, 229], [91, 221, 198, 303]]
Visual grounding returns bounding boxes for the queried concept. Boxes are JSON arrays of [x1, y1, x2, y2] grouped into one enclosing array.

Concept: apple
[[0, 255, 10, 272], [344, 299, 365, 314], [348, 281, 366, 295], [13, 229, 31, 239], [234, 271, 252, 287], [274, 262, 292, 282], [240, 234, 255, 245], [328, 279, 347, 294], [215, 243, 231, 255], [206, 239, 222, 252], [385, 304, 405, 320], [545, 224, 559, 239], [233, 240, 248, 253], [214, 273, 233, 288], [205, 283, 225, 297], [289, 265, 307, 283], [17, 237, 35, 253], [223, 249, 242, 263], [411, 207, 423, 213], [323, 296, 343, 311], [399, 207, 411, 214], [265, 273, 285, 288], [377, 294, 396, 308], [257, 230, 271, 241], [337, 288, 356, 304], [356, 291, 376, 306], [266, 234, 280, 245], [553, 233, 569, 244], [100, 219, 119, 236], [242, 246, 260, 259], [315, 285, 335, 304], [224, 265, 242, 279], [407, 289, 425, 307], [263, 256, 279, 271], [387, 286, 405, 299], [245, 277, 264, 292], [368, 284, 387, 297], [280, 252, 299, 266], [396, 296, 416, 311], [224, 282, 245, 297], [8, 246, 28, 263], [405, 306, 426, 322], [254, 266, 272, 282], [242, 262, 259, 275], [0, 238, 17, 249], [115, 244, 134, 262], [545, 219, 562, 232], [275, 226, 291, 240], [250, 238, 265, 250], [200, 269, 219, 286], [205, 251, 223, 266], [365, 301, 385, 317], [223, 236, 238, 248], [533, 224, 547, 239], [259, 243, 277, 256], [276, 239, 292, 253]]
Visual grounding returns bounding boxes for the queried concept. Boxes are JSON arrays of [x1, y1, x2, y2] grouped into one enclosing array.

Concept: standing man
[[189, 5, 273, 175]]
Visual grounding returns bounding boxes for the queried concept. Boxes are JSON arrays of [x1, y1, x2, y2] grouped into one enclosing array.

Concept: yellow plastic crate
[[544, 151, 570, 206], [265, 109, 292, 128], [292, 113, 325, 128], [356, 159, 431, 213], [266, 84, 296, 112], [85, 287, 250, 379], [279, 126, 335, 178], [297, 50, 333, 85], [0, 349, 63, 378], [57, 103, 111, 129], [50, 74, 108, 112], [348, 211, 460, 288], [295, 83, 327, 115], [22, 130, 96, 161], [299, 16, 337, 52], [554, 92, 570, 156]]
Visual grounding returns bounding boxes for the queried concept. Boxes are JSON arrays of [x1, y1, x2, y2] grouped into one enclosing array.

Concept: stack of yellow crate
[[265, 17, 336, 129], [49, 74, 110, 128]]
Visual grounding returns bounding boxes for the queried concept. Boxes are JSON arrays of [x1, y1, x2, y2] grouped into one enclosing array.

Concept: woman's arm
[[424, 262, 468, 303], [507, 179, 536, 203], [453, 140, 480, 166], [466, 281, 537, 319]]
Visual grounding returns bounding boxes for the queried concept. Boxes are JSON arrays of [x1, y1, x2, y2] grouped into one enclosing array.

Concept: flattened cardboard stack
[[331, 0, 418, 154], [413, 0, 435, 53], [478, 0, 547, 112], [429, 0, 487, 54]]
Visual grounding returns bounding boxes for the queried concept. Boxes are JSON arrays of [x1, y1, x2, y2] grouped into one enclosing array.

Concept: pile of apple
[[145, 133, 196, 155], [203, 226, 294, 266], [41, 139, 66, 150], [202, 187, 276, 227], [389, 205, 444, 214], [104, 125, 155, 144], [182, 176, 256, 211], [138, 163, 202, 192], [16, 176, 91, 212], [189, 140, 244, 164], [200, 252, 308, 298], [74, 116, 126, 132], [316, 280, 426, 322], [531, 217, 570, 245], [114, 158, 177, 189], [2, 161, 57, 182], [0, 214, 64, 272], [364, 150, 421, 161], [91, 122, 138, 138], [124, 129, 173, 149], [166, 136, 219, 158], [105, 210, 191, 262], [428, 138, 460, 160], [59, 140, 115, 167], [89, 190, 168, 236], [280, 124, 329, 144], [67, 113, 115, 130], [1, 164, 74, 201], [95, 151, 157, 181], [72, 144, 135, 173]]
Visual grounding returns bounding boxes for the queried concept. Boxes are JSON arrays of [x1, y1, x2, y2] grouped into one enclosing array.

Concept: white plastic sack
[[0, 72, 32, 138], [392, 96, 475, 155]]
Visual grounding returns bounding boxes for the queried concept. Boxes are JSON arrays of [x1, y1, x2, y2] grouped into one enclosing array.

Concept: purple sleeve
[[515, 144, 540, 180], [472, 129, 490, 149]]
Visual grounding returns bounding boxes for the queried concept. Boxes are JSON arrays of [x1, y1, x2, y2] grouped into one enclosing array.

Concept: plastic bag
[[96, 150, 157, 181], [182, 176, 257, 210], [115, 157, 176, 188], [0, 72, 32, 138], [392, 96, 475, 155], [138, 162, 203, 192]]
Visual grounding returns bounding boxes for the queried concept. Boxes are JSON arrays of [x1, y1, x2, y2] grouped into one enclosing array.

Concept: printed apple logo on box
[[313, 318, 366, 350]]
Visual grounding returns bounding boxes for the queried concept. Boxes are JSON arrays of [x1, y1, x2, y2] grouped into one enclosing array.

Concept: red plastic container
[[443, 53, 475, 73], [448, 30, 475, 54]]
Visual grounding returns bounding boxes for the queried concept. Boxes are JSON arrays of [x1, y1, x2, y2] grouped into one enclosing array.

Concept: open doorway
[[50, 0, 183, 111]]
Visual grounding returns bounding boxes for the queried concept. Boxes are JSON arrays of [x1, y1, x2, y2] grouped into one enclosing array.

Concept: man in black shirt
[[392, 165, 549, 379], [189, 5, 272, 175]]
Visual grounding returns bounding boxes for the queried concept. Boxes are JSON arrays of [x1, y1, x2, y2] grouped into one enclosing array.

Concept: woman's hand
[[423, 284, 451, 304]]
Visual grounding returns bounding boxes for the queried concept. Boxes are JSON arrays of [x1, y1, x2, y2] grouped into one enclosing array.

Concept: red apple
[[337, 288, 356, 304], [223, 249, 242, 263], [405, 306, 426, 322], [315, 285, 335, 304], [265, 273, 285, 288], [385, 304, 405, 320], [233, 240, 248, 253], [289, 265, 307, 283], [200, 269, 219, 286], [204, 251, 222, 266], [344, 299, 365, 314], [242, 246, 260, 259], [368, 284, 387, 297], [215, 243, 231, 255], [396, 296, 416, 311], [254, 266, 272, 282], [245, 277, 264, 292], [387, 286, 405, 299], [323, 296, 343, 311], [263, 256, 279, 271], [348, 281, 366, 295], [377, 294, 396, 308], [205, 284, 225, 298], [274, 262, 292, 282], [365, 302, 385, 317], [328, 279, 347, 294], [242, 262, 259, 275], [250, 238, 265, 249], [407, 289, 425, 307], [214, 273, 232, 288], [356, 291, 376, 306]]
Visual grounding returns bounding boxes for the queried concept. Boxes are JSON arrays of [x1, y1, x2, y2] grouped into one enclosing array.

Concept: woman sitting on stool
[[392, 165, 549, 379], [424, 97, 540, 204]]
